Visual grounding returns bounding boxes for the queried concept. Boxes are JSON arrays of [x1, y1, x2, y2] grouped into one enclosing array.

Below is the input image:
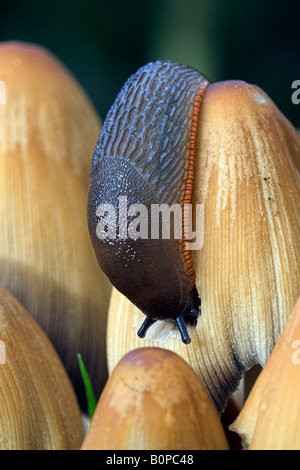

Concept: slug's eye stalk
[[137, 317, 157, 339], [175, 314, 191, 344], [137, 308, 198, 345]]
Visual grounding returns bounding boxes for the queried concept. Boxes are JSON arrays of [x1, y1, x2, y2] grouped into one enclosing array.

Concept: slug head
[[87, 156, 200, 344]]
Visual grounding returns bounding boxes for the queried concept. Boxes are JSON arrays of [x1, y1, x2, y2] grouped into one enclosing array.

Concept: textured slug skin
[[88, 61, 209, 331]]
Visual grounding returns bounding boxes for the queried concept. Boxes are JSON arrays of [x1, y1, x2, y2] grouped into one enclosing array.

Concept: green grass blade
[[77, 353, 97, 420]]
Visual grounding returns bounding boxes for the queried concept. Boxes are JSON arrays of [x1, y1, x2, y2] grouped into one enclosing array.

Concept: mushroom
[[81, 347, 229, 450], [230, 296, 300, 449], [106, 79, 300, 412], [0, 41, 112, 405], [0, 283, 83, 449]]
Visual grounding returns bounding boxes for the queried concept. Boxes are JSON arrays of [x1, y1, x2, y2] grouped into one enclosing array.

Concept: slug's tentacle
[[137, 317, 157, 338], [87, 60, 209, 344], [175, 314, 191, 345], [138, 314, 192, 344]]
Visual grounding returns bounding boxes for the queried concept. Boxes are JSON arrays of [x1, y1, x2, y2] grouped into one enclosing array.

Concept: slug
[[87, 60, 209, 344]]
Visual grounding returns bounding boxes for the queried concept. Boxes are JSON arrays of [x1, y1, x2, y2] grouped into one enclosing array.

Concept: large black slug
[[87, 60, 209, 344]]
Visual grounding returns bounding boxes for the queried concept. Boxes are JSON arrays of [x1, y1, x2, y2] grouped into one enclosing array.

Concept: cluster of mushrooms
[[0, 41, 299, 450]]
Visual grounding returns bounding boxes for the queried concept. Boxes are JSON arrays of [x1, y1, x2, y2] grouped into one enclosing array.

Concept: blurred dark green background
[[1, 0, 299, 127]]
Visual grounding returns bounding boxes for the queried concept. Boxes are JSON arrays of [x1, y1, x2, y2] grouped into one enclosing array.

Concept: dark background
[[1, 0, 299, 127]]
